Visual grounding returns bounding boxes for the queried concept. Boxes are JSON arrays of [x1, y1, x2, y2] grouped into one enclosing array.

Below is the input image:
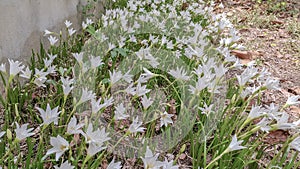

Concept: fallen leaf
[[290, 106, 300, 116], [270, 20, 284, 25], [231, 50, 252, 60], [179, 153, 187, 160], [263, 130, 289, 144], [288, 86, 300, 95]]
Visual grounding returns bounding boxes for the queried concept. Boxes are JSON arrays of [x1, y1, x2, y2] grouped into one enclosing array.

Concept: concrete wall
[[0, 0, 90, 62]]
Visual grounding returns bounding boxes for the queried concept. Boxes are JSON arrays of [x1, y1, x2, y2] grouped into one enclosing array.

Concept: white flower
[[285, 95, 300, 106], [256, 118, 272, 132], [67, 116, 84, 135], [34, 76, 47, 87], [142, 67, 155, 79], [114, 103, 129, 120], [20, 66, 32, 79], [141, 147, 162, 169], [109, 70, 123, 85], [168, 67, 190, 81], [198, 103, 214, 115], [103, 97, 114, 108], [84, 123, 110, 145], [0, 131, 5, 142], [160, 111, 173, 127], [0, 63, 6, 73], [72, 52, 84, 65], [128, 117, 146, 133], [135, 82, 151, 97], [43, 54, 57, 67], [8, 59, 25, 77], [227, 135, 246, 152], [54, 161, 74, 169], [36, 104, 61, 126], [264, 78, 280, 90], [46, 135, 69, 161], [122, 70, 133, 83], [64, 20, 72, 28], [0, 131, 5, 138], [77, 88, 95, 105], [61, 76, 74, 97], [272, 112, 296, 130], [162, 159, 179, 169], [248, 105, 265, 120], [107, 158, 122, 169], [44, 29, 53, 36], [68, 28, 76, 36], [91, 98, 105, 114], [141, 95, 153, 110], [15, 123, 35, 141], [82, 18, 93, 29], [89, 55, 103, 69], [290, 136, 300, 152], [48, 35, 58, 46], [189, 77, 208, 95], [87, 142, 106, 157]]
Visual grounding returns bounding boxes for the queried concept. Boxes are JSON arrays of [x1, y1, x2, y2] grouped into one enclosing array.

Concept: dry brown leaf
[[270, 20, 284, 25], [179, 153, 187, 160], [288, 86, 300, 95], [290, 106, 300, 115], [263, 130, 289, 144], [231, 50, 252, 60]]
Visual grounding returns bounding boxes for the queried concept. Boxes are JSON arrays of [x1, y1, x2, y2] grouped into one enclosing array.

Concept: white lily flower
[[67, 116, 84, 135], [141, 95, 153, 110], [189, 77, 208, 95], [198, 103, 214, 115], [72, 52, 84, 65], [87, 142, 106, 157], [77, 88, 95, 105], [15, 123, 35, 141], [107, 158, 122, 169], [162, 159, 179, 169], [68, 28, 76, 36], [54, 161, 74, 169], [227, 135, 246, 152], [89, 55, 103, 69], [160, 111, 173, 127], [46, 135, 69, 161], [248, 105, 265, 120], [36, 104, 61, 126], [64, 20, 72, 28], [44, 29, 53, 36], [61, 76, 74, 97], [48, 35, 58, 46], [20, 66, 31, 79], [114, 103, 129, 120], [141, 147, 162, 169], [128, 117, 145, 133], [122, 70, 133, 83], [8, 59, 25, 78], [169, 67, 190, 81], [109, 70, 123, 85], [135, 82, 151, 97], [290, 136, 300, 152], [83, 123, 110, 145], [285, 95, 300, 107], [0, 63, 6, 73]]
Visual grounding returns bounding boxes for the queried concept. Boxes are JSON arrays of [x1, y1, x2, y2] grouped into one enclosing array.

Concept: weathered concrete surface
[[0, 0, 86, 62]]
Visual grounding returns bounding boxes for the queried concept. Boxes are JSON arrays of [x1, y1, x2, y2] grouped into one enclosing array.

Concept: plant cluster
[[0, 0, 299, 168]]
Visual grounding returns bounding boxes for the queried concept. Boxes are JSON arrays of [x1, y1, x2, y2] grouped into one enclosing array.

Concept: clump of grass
[[0, 0, 299, 168]]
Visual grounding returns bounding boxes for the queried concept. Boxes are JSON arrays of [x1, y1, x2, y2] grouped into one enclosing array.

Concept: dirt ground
[[218, 0, 300, 118]]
